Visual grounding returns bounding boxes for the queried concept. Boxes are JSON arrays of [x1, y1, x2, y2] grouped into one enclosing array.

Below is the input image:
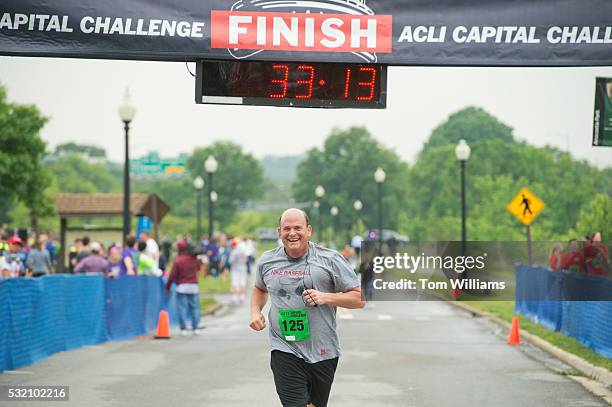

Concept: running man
[[250, 208, 364, 407]]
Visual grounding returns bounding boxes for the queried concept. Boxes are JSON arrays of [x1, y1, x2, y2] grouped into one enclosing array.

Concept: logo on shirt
[[271, 268, 311, 277]]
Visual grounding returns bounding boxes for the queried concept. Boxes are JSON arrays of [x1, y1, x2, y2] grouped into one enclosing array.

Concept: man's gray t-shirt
[[255, 242, 359, 363]]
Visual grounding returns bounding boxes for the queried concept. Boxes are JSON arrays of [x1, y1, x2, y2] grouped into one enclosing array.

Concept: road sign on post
[[507, 188, 544, 265], [507, 188, 544, 226]]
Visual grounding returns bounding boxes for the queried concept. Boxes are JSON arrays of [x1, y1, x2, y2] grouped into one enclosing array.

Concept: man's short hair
[[126, 236, 137, 247], [278, 209, 310, 227]]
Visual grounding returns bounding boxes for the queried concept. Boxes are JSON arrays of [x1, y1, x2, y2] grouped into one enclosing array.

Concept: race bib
[[278, 309, 310, 342]]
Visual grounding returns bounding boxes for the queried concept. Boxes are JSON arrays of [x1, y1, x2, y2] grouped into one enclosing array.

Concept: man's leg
[[307, 357, 339, 407], [270, 351, 310, 407], [177, 293, 187, 331], [189, 293, 200, 330]]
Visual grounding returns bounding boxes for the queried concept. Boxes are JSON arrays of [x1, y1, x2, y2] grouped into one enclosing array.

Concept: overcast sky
[[0, 57, 610, 169]]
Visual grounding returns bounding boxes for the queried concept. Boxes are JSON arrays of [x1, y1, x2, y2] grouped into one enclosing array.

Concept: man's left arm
[[303, 288, 364, 309]]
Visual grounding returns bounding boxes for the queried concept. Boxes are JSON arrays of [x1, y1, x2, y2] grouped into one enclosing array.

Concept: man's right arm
[[249, 286, 268, 331]]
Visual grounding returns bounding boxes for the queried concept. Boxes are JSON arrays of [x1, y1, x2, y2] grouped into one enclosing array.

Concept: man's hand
[[249, 312, 266, 331], [304, 288, 364, 309], [303, 289, 328, 306]]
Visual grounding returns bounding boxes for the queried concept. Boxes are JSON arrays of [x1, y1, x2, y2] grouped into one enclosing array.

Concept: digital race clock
[[195, 60, 387, 109]]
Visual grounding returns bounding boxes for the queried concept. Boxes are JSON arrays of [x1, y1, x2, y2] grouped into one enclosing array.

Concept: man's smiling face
[[278, 209, 312, 258]]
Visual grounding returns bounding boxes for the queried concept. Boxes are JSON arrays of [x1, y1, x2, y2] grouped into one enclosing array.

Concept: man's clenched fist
[[250, 312, 266, 331]]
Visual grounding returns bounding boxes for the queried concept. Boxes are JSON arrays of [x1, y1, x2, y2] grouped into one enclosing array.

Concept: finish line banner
[[2, 1, 612, 66]]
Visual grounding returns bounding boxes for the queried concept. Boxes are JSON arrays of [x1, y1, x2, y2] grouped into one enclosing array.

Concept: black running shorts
[[270, 350, 339, 407]]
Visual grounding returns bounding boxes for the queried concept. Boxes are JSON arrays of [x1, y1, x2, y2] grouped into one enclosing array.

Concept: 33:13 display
[[196, 60, 387, 109]]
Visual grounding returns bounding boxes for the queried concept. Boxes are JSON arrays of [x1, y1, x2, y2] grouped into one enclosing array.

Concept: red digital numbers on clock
[[296, 65, 315, 99], [268, 63, 378, 101], [269, 64, 289, 98], [356, 67, 376, 101], [344, 68, 352, 98]]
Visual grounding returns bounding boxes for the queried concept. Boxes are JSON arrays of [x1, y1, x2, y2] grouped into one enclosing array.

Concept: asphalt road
[[0, 289, 607, 406]]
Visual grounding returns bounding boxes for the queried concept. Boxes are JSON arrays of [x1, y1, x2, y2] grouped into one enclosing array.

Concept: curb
[[202, 302, 223, 316], [448, 300, 612, 389]]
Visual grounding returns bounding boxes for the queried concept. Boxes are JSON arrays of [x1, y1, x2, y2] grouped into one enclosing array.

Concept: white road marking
[[377, 314, 393, 321], [338, 307, 355, 320]]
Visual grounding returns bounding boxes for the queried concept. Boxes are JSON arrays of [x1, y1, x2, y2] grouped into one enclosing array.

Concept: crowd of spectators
[[548, 231, 610, 276], [0, 226, 59, 279], [0, 225, 258, 284]]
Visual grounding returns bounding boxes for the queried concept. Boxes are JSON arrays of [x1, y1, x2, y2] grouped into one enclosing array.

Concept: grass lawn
[[467, 301, 612, 371], [258, 241, 279, 256], [196, 275, 231, 312], [200, 296, 219, 313], [199, 274, 231, 293]]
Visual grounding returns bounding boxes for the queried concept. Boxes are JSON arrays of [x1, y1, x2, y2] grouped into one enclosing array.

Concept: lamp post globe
[[193, 176, 204, 190], [205, 155, 218, 174], [374, 167, 386, 184], [118, 89, 136, 122], [455, 139, 471, 161]]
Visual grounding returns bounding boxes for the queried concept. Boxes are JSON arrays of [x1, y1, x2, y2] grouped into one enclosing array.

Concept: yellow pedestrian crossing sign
[[507, 188, 544, 225]]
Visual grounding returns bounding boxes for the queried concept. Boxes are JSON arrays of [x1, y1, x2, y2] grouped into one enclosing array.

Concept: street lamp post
[[455, 139, 471, 257], [210, 190, 218, 240], [374, 167, 386, 253], [193, 176, 205, 239], [353, 199, 363, 237], [330, 206, 339, 247], [118, 89, 136, 246], [205, 156, 218, 240], [315, 185, 325, 242], [312, 200, 320, 242]]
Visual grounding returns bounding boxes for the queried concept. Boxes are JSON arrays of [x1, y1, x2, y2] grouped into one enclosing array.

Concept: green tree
[[292, 127, 410, 243], [187, 142, 264, 229], [422, 106, 514, 152], [133, 176, 194, 219], [0, 84, 53, 232], [573, 194, 612, 241], [45, 155, 121, 193], [54, 142, 106, 158], [406, 108, 612, 241]]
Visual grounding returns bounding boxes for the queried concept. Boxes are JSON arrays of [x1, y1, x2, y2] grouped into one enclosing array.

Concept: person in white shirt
[[140, 231, 160, 273]]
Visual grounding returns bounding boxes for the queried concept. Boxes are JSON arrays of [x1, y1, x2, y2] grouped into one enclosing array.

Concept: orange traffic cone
[[507, 316, 521, 345], [154, 310, 171, 339], [451, 287, 461, 300]]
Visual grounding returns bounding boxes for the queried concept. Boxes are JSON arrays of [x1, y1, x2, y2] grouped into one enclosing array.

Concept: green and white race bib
[[278, 308, 310, 342]]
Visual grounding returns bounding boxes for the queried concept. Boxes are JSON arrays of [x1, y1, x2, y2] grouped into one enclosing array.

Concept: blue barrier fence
[[515, 265, 612, 358], [0, 275, 178, 373]]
